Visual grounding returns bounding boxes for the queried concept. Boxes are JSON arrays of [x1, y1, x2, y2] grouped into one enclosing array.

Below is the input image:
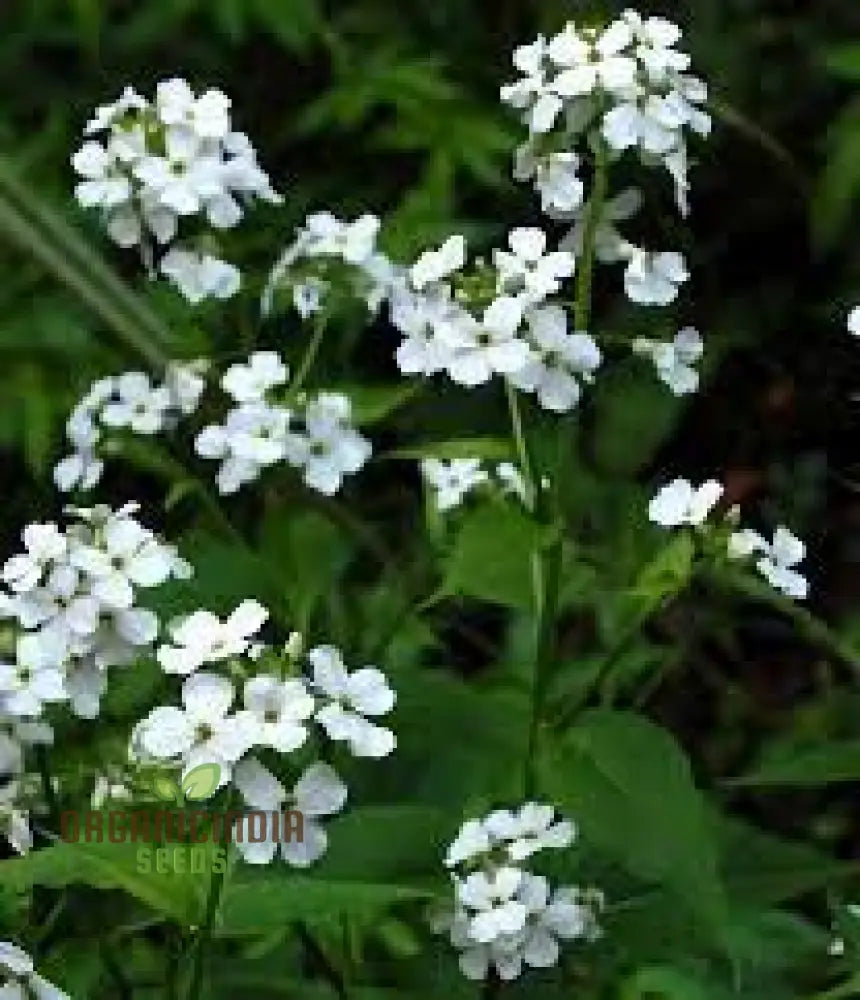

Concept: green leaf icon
[[181, 763, 222, 801], [151, 775, 180, 802]]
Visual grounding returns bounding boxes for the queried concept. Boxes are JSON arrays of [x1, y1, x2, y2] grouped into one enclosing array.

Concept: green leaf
[[0, 839, 205, 923], [443, 504, 543, 610], [621, 966, 710, 1000], [542, 709, 727, 936], [591, 361, 683, 476], [181, 762, 223, 801], [718, 816, 860, 904], [385, 437, 512, 461], [729, 739, 860, 787], [220, 873, 431, 932]]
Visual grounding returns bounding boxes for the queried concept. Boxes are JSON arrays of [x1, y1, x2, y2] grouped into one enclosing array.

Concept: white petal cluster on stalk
[[729, 525, 809, 600], [0, 941, 70, 999], [648, 478, 723, 527], [134, 620, 395, 867], [54, 362, 206, 493], [195, 351, 371, 496], [72, 78, 280, 302], [502, 12, 710, 216], [437, 804, 602, 982], [262, 212, 396, 318], [0, 504, 190, 721], [389, 228, 600, 411], [633, 326, 703, 394]]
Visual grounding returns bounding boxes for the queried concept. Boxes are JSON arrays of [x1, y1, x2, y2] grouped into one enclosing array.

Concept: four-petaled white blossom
[[134, 670, 256, 779], [309, 645, 396, 758], [633, 326, 703, 395], [421, 458, 489, 512], [157, 600, 269, 675], [648, 478, 723, 528], [729, 525, 808, 600], [508, 305, 601, 412], [624, 249, 689, 306], [233, 756, 348, 867], [494, 228, 575, 304]]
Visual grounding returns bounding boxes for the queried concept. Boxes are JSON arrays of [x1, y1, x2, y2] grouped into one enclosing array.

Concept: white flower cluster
[[390, 230, 601, 410], [133, 609, 395, 867], [262, 212, 396, 319], [437, 804, 603, 982], [648, 478, 809, 600], [420, 458, 530, 511], [54, 362, 206, 493], [0, 941, 69, 1000], [502, 11, 710, 216], [72, 79, 280, 302], [633, 326, 703, 394], [0, 504, 191, 721], [848, 306, 859, 337], [195, 351, 371, 496]]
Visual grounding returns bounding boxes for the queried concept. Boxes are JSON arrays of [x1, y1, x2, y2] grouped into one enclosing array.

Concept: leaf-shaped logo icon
[[151, 775, 180, 802], [181, 763, 222, 801]]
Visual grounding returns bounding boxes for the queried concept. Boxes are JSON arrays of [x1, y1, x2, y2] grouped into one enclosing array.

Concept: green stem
[[504, 383, 545, 796], [572, 139, 609, 333], [288, 313, 328, 399], [185, 838, 234, 1000]]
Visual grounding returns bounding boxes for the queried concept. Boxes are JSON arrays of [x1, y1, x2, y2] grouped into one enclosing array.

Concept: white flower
[[242, 675, 315, 753], [391, 285, 459, 376], [157, 600, 269, 675], [284, 393, 371, 497], [410, 235, 467, 290], [309, 645, 396, 758], [0, 635, 67, 718], [221, 351, 288, 403], [195, 401, 290, 494], [160, 247, 241, 304], [135, 671, 255, 777], [0, 941, 69, 1000], [421, 458, 488, 512], [233, 757, 347, 867], [445, 297, 532, 387], [445, 818, 492, 867], [623, 249, 689, 306], [508, 305, 601, 412], [303, 212, 381, 266], [633, 326, 703, 395], [155, 78, 231, 139], [483, 802, 576, 862], [99, 371, 171, 434], [2, 525, 66, 594], [456, 867, 528, 944], [729, 525, 808, 600], [848, 306, 860, 337], [494, 228, 575, 304], [648, 478, 723, 527]]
